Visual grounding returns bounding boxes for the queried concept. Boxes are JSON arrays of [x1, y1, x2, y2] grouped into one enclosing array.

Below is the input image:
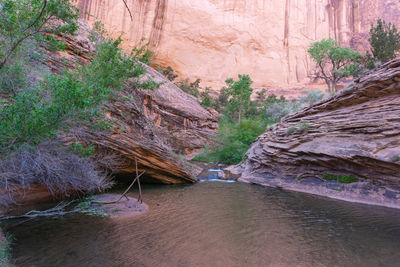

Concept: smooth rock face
[[240, 57, 400, 205], [77, 0, 400, 90]]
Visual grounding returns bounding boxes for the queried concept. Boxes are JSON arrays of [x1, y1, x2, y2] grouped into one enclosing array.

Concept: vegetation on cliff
[[368, 19, 400, 65], [187, 74, 326, 165], [0, 0, 158, 207], [308, 39, 362, 93]]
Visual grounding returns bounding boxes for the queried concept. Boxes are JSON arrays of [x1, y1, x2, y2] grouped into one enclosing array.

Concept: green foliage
[[369, 19, 400, 64], [70, 141, 95, 157], [158, 66, 178, 81], [308, 38, 362, 92], [0, 233, 13, 266], [0, 61, 28, 95], [322, 173, 359, 184], [199, 87, 215, 108], [225, 74, 253, 123], [0, 0, 79, 69], [131, 40, 154, 65], [265, 90, 326, 122], [193, 117, 271, 164], [0, 36, 149, 152], [177, 78, 201, 98]]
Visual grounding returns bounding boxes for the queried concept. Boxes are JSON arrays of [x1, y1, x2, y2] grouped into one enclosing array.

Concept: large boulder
[[240, 58, 400, 206]]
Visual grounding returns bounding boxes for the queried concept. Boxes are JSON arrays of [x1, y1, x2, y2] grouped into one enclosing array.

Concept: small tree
[[225, 74, 253, 123], [308, 39, 362, 93], [368, 19, 400, 64], [0, 0, 79, 70]]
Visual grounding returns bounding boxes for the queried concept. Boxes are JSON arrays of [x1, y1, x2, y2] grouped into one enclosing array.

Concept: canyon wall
[[77, 0, 400, 91]]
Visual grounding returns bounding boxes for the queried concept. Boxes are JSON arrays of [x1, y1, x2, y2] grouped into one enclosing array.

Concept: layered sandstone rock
[[77, 0, 400, 91], [77, 63, 218, 184], [240, 57, 400, 206], [47, 21, 218, 184]]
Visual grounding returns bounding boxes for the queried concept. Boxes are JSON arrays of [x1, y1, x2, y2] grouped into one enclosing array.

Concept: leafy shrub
[[265, 100, 301, 122], [193, 117, 271, 164], [265, 90, 326, 122], [0, 61, 28, 95], [368, 19, 400, 64], [0, 37, 148, 152], [177, 78, 201, 98], [0, 0, 79, 69]]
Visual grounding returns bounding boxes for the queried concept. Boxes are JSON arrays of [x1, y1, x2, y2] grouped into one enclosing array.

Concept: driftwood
[[93, 158, 144, 205], [0, 201, 77, 221]]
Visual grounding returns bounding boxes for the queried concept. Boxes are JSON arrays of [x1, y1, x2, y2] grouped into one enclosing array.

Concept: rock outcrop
[[77, 0, 400, 91], [240, 57, 400, 207], [48, 21, 218, 184], [76, 64, 218, 184]]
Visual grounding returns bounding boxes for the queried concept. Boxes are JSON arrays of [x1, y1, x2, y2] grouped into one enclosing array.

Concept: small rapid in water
[[3, 182, 400, 266]]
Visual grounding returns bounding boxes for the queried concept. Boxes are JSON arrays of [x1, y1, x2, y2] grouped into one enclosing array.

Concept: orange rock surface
[[77, 0, 400, 92]]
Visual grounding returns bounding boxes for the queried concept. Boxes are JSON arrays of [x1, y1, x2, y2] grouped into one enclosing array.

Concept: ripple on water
[[3, 182, 400, 266]]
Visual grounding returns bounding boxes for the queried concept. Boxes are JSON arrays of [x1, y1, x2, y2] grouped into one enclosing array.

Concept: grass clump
[[322, 173, 359, 184]]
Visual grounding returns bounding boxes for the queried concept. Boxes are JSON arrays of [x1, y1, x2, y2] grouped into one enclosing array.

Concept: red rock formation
[[46, 20, 218, 184], [76, 0, 400, 91], [239, 57, 400, 207]]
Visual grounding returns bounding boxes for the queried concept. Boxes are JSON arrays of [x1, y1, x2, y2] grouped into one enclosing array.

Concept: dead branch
[[0, 200, 77, 221], [121, 0, 133, 21], [93, 171, 145, 205]]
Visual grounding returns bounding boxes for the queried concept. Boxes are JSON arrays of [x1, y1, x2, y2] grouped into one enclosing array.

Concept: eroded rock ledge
[[240, 58, 400, 207]]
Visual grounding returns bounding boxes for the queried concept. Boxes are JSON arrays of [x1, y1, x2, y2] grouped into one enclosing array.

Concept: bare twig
[[92, 171, 145, 205], [135, 158, 143, 203], [0, 200, 77, 221], [121, 0, 133, 21]]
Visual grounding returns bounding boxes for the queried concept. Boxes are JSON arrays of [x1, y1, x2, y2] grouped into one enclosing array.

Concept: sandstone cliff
[[240, 57, 400, 207], [47, 21, 218, 184], [77, 0, 400, 91]]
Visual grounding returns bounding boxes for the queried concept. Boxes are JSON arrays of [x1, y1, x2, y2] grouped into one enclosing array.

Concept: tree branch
[[23, 0, 47, 34], [121, 0, 133, 21]]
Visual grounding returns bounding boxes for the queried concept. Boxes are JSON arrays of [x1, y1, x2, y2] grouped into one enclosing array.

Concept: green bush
[[0, 37, 149, 152], [193, 117, 271, 164], [368, 19, 400, 64]]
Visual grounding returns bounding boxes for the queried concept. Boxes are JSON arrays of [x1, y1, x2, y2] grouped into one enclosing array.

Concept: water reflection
[[4, 182, 400, 266]]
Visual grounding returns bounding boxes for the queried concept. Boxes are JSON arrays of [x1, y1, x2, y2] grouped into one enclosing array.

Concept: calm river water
[[4, 181, 400, 266]]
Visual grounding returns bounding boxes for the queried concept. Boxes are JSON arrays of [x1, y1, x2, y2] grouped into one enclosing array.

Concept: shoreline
[[239, 174, 400, 210]]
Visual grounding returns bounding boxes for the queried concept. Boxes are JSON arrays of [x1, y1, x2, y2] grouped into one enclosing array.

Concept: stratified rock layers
[[81, 63, 218, 184], [47, 21, 218, 184], [77, 0, 400, 89], [241, 58, 400, 188]]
